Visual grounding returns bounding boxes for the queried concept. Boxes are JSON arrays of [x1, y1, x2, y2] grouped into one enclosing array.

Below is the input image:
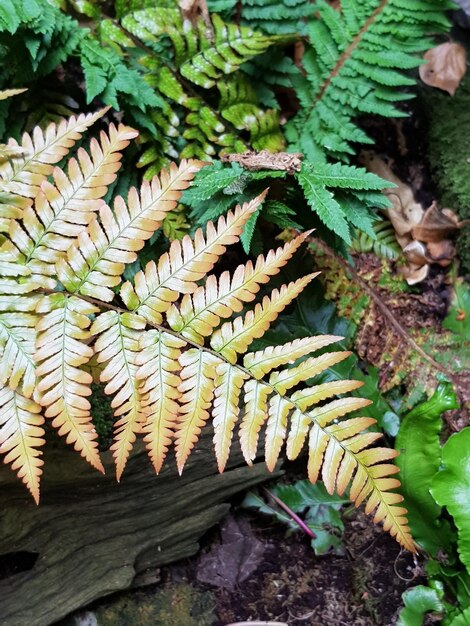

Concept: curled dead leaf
[[419, 42, 467, 96], [426, 240, 456, 267], [361, 152, 464, 284], [401, 263, 430, 285], [411, 202, 460, 243], [359, 151, 424, 240], [403, 240, 428, 266]]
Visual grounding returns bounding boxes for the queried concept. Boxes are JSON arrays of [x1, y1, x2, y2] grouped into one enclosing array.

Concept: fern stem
[[263, 487, 316, 538], [315, 0, 388, 105]]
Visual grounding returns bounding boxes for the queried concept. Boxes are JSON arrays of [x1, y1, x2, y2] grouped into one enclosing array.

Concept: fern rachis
[[0, 113, 414, 551]]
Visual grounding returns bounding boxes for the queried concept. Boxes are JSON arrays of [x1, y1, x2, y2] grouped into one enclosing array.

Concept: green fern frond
[[296, 161, 390, 243], [162, 204, 190, 240], [352, 221, 401, 259], [286, 0, 454, 161], [0, 0, 83, 87], [237, 0, 315, 35], [183, 158, 390, 246], [79, 36, 161, 111], [99, 4, 284, 173], [219, 75, 285, 152], [0, 114, 415, 554], [180, 14, 288, 88]]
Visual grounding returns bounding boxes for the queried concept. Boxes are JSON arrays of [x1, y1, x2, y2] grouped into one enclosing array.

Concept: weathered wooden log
[[0, 433, 278, 626]]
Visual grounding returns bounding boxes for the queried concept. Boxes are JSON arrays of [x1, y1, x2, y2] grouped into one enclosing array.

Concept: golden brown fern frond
[[0, 386, 44, 503], [0, 113, 415, 552], [0, 90, 28, 175], [210, 275, 318, 363], [0, 88, 28, 101], [58, 159, 203, 301], [0, 108, 108, 222], [35, 293, 103, 472], [121, 192, 266, 323], [136, 330, 186, 473], [92, 311, 147, 479], [0, 312, 37, 398], [243, 335, 344, 378], [0, 276, 42, 396], [175, 348, 221, 472], [212, 362, 249, 473], [166, 232, 310, 344], [2, 123, 138, 281]]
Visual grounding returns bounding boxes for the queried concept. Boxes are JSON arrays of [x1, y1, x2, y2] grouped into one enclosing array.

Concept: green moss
[[90, 383, 114, 450], [81, 583, 215, 626], [423, 79, 470, 273], [377, 265, 408, 293], [100, 583, 215, 626]]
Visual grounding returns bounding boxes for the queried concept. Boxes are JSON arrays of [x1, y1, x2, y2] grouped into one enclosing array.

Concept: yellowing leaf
[[0, 387, 44, 503], [136, 330, 187, 473], [35, 294, 103, 473]]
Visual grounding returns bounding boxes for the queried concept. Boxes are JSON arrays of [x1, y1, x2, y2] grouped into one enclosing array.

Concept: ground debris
[[197, 515, 265, 590], [221, 151, 303, 174]]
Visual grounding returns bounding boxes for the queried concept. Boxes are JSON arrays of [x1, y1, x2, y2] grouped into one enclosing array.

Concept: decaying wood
[[221, 150, 303, 174], [0, 433, 278, 626]]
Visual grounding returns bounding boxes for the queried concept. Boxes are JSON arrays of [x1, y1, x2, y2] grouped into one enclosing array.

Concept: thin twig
[[307, 235, 455, 382]]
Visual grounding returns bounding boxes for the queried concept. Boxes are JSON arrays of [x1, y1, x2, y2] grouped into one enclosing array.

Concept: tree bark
[[0, 433, 277, 626]]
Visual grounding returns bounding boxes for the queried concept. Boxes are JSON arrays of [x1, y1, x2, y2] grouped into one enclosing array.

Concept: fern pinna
[[0, 111, 414, 552]]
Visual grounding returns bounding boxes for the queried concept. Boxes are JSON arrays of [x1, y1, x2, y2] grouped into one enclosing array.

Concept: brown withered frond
[[0, 113, 415, 552]]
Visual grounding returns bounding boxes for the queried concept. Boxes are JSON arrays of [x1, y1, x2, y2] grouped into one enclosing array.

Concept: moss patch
[[64, 583, 216, 626], [423, 79, 470, 273], [89, 383, 114, 450]]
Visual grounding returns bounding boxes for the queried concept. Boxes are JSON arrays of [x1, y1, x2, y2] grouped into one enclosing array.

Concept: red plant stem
[[264, 488, 316, 539]]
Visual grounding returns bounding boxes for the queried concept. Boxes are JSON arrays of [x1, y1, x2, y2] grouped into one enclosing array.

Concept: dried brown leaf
[[400, 263, 430, 285], [360, 153, 462, 283], [359, 151, 424, 241], [411, 202, 460, 243], [426, 240, 455, 266], [402, 241, 427, 266], [196, 515, 265, 589], [419, 42, 467, 96]]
